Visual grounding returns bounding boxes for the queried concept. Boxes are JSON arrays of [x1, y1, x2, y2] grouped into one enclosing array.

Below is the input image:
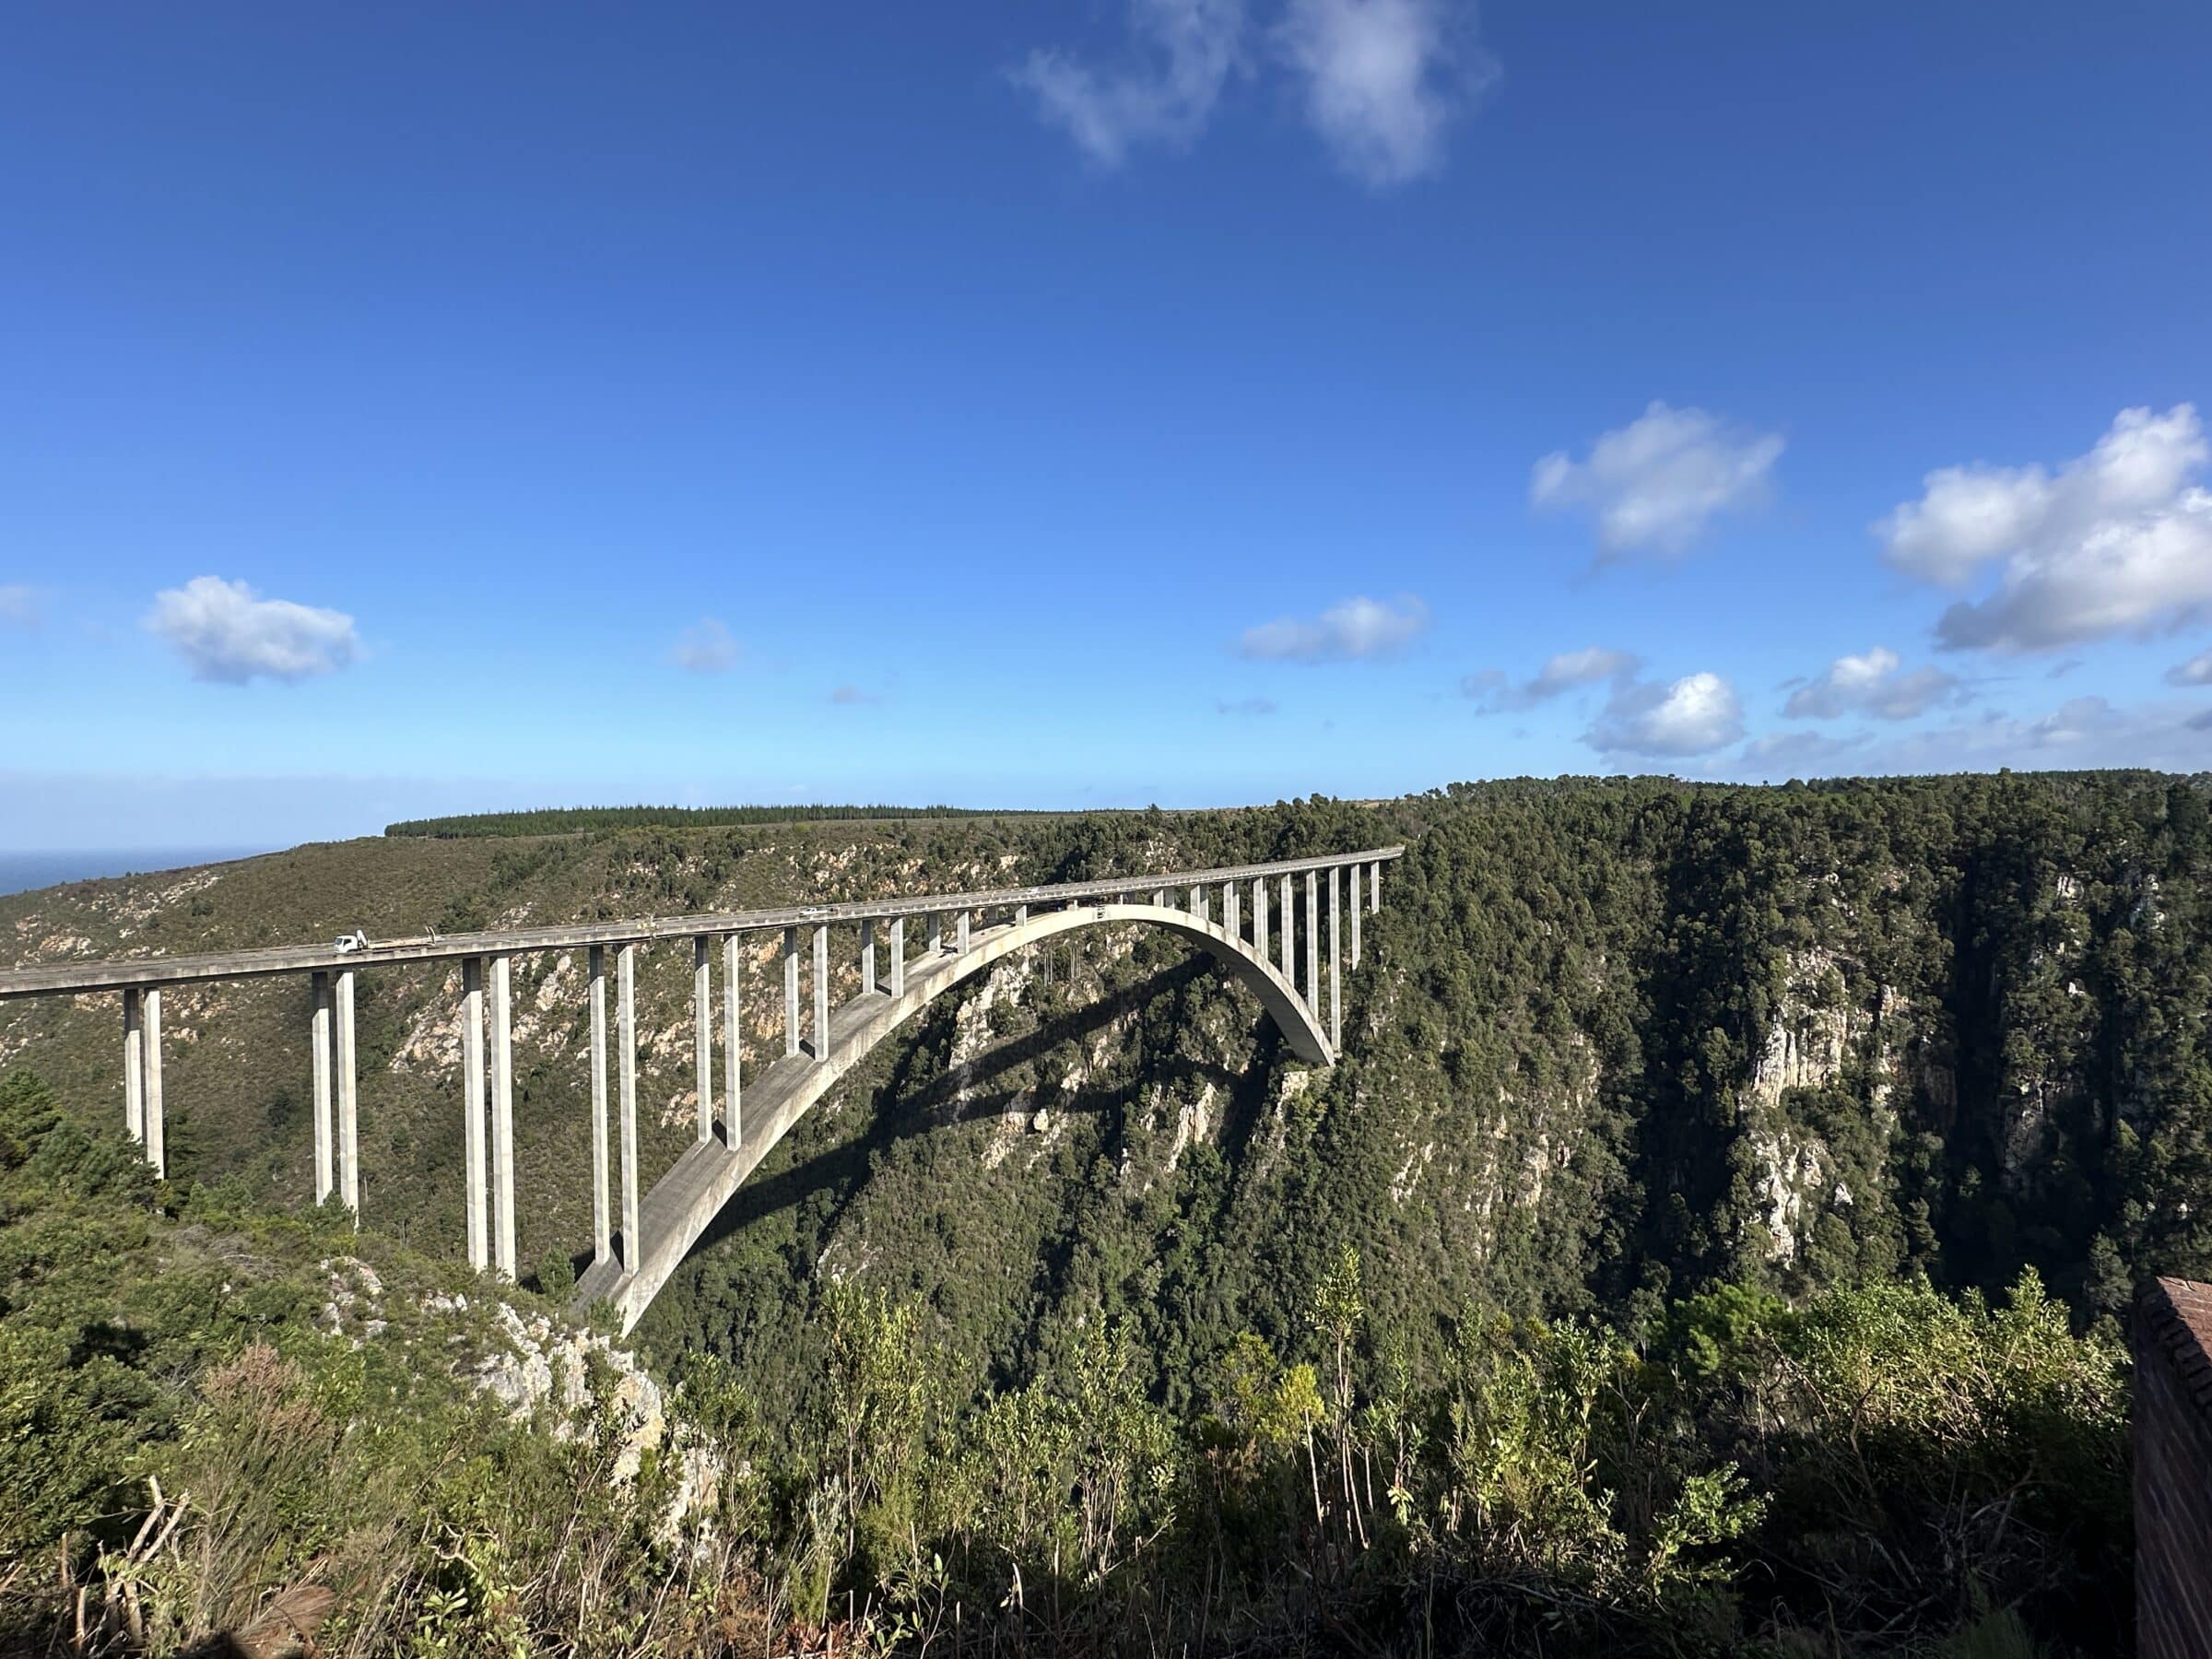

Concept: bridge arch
[[575, 899, 1331, 1331]]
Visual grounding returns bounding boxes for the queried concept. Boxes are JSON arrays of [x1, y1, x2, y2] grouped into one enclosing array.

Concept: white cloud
[[1012, 0, 1244, 168], [1217, 695, 1278, 715], [2165, 647, 2212, 687], [1532, 402, 1784, 559], [1464, 644, 1637, 711], [1237, 594, 1427, 662], [1877, 404, 2212, 653], [0, 585, 41, 628], [670, 618, 740, 673], [1725, 694, 2212, 780], [1275, 0, 1494, 186], [146, 576, 359, 685], [1585, 670, 1744, 759], [1783, 645, 1962, 721], [829, 685, 885, 706]]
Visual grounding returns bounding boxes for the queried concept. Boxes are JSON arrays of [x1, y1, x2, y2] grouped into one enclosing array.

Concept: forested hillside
[[3, 771, 2203, 1652]]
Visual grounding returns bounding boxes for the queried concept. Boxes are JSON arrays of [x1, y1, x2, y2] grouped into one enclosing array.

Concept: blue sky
[[4, 1, 2211, 850]]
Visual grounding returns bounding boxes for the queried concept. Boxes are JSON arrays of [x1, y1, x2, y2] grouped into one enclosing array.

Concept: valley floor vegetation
[[0, 1067, 2129, 1658]]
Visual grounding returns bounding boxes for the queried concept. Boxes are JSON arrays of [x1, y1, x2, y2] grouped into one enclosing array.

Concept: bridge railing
[[0, 844, 1404, 1284]]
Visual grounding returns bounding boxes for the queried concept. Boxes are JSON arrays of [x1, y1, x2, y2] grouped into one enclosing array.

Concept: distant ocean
[[0, 848, 270, 898]]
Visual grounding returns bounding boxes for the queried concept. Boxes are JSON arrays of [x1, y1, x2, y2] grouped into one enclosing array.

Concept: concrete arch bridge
[[0, 845, 1401, 1332]]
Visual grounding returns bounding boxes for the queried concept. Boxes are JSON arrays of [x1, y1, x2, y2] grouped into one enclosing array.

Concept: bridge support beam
[[928, 913, 942, 956], [590, 947, 611, 1265], [958, 911, 971, 953], [693, 935, 712, 1143], [1350, 869, 1362, 968], [861, 920, 877, 994], [782, 928, 801, 1058], [1253, 878, 1268, 962], [888, 919, 905, 996], [123, 987, 145, 1145], [722, 934, 741, 1147], [489, 955, 515, 1277], [1329, 867, 1342, 1050], [812, 925, 830, 1058], [1371, 860, 1382, 912], [311, 973, 333, 1202], [463, 959, 488, 1269], [334, 971, 355, 1215], [1278, 875, 1293, 987], [1225, 881, 1239, 938], [618, 944, 641, 1269], [1304, 872, 1319, 1013]]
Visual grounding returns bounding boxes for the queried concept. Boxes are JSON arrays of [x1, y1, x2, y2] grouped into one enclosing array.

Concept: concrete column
[[143, 986, 165, 1179], [333, 972, 355, 1213], [1224, 882, 1239, 938], [861, 919, 877, 994], [463, 959, 488, 1269], [489, 955, 515, 1278], [1252, 878, 1268, 962], [929, 913, 943, 955], [693, 935, 712, 1144], [1189, 883, 1206, 923], [888, 918, 905, 996], [783, 927, 801, 1058], [1371, 860, 1382, 912], [589, 947, 611, 1265], [812, 924, 830, 1057], [958, 911, 971, 953], [618, 944, 641, 1269], [1329, 866, 1342, 1050], [310, 973, 332, 1200], [1013, 904, 1028, 930], [1278, 875, 1294, 985], [123, 987, 144, 1143], [1350, 865, 1363, 969], [1305, 871, 1319, 1010], [722, 933, 741, 1147], [1153, 887, 1168, 909]]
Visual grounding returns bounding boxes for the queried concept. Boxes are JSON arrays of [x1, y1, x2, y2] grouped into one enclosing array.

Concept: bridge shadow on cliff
[[685, 955, 1281, 1262]]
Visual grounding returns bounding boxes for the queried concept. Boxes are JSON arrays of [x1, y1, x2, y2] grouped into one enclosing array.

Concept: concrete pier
[[143, 986, 164, 1178], [888, 918, 905, 996], [1350, 869, 1362, 968], [928, 913, 943, 955], [590, 946, 611, 1265], [693, 935, 712, 1143], [309, 975, 330, 1198], [618, 943, 641, 1267], [124, 987, 145, 1146], [1190, 883, 1207, 923], [1329, 866, 1342, 1049], [1278, 874, 1294, 988], [812, 924, 830, 1057], [721, 934, 741, 1147], [1225, 881, 1240, 938], [463, 959, 488, 1269], [1253, 877, 1268, 961], [958, 910, 971, 952], [489, 954, 515, 1277], [332, 972, 354, 1212], [1304, 872, 1319, 1011], [782, 928, 801, 1058], [1370, 861, 1381, 912], [861, 919, 877, 994]]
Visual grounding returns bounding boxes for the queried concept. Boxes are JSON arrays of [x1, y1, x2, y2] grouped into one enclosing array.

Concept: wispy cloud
[[1464, 645, 1638, 711], [1216, 695, 1278, 716], [1584, 670, 1744, 759], [1877, 404, 2212, 653], [2168, 647, 2212, 687], [1783, 646, 1962, 721], [0, 585, 42, 628], [146, 576, 359, 685], [670, 618, 740, 673], [1533, 402, 1784, 559], [829, 685, 885, 706], [1275, 0, 1496, 186], [1236, 594, 1428, 663], [1011, 0, 1244, 168]]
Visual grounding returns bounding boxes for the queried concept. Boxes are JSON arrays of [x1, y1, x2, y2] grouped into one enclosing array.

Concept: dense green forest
[[384, 803, 1073, 838], [3, 770, 2208, 1653]]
